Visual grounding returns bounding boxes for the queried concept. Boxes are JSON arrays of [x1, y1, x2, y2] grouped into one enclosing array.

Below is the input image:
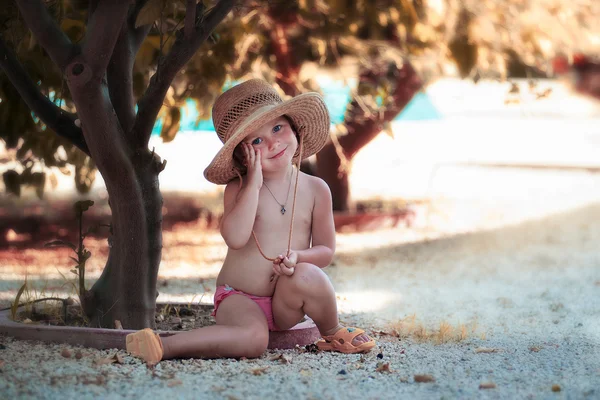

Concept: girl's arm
[[295, 177, 336, 268], [220, 179, 260, 249]]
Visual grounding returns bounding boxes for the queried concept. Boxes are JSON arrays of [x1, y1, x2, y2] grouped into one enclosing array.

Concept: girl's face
[[238, 116, 298, 171]]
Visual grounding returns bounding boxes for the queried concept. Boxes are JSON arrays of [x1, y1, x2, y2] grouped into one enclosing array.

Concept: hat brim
[[203, 92, 330, 185]]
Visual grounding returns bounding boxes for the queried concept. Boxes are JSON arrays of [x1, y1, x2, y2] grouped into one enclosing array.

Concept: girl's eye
[[273, 125, 282, 133], [251, 137, 262, 145]]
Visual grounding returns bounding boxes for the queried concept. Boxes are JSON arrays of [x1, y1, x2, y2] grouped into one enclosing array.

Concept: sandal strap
[[323, 327, 366, 342]]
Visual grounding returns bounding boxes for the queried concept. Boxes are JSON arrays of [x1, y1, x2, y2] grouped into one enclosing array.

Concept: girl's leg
[[271, 263, 371, 345], [160, 294, 269, 359]]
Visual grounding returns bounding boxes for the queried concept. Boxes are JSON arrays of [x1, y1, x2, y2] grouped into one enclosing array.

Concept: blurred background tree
[[2, 0, 599, 207]]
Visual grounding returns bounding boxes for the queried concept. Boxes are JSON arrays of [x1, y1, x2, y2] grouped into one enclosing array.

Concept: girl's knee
[[285, 262, 329, 292], [240, 323, 269, 358]]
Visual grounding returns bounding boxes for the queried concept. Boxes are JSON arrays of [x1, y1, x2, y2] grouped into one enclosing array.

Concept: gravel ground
[[2, 167, 600, 399]]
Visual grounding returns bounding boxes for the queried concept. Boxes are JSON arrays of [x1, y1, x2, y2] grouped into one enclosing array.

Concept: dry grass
[[384, 314, 485, 344]]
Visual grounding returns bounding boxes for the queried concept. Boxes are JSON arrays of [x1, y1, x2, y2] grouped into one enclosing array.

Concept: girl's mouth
[[270, 147, 287, 159]]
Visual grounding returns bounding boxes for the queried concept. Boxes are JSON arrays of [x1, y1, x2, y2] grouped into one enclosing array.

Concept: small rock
[[338, 369, 347, 375], [156, 314, 165, 322], [376, 362, 391, 373], [75, 350, 83, 360], [552, 384, 561, 392], [414, 374, 435, 383], [23, 318, 33, 324], [167, 379, 183, 387], [479, 382, 496, 389], [172, 317, 182, 324], [114, 320, 123, 330], [250, 367, 268, 376], [0, 344, 6, 350], [304, 344, 319, 353], [475, 347, 499, 354], [61, 348, 72, 358], [376, 353, 384, 359]]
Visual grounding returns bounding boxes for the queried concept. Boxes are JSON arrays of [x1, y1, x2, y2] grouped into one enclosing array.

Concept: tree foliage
[[1, 0, 598, 198]]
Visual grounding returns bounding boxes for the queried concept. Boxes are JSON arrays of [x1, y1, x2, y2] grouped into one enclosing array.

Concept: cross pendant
[[280, 205, 286, 215]]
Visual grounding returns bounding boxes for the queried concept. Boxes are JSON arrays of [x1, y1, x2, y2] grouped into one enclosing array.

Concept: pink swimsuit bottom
[[211, 284, 280, 331]]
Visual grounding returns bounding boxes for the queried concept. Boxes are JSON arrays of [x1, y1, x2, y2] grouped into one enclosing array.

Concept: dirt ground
[[1, 165, 600, 398]]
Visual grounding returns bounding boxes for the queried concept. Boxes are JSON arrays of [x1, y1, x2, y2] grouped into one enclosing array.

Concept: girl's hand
[[272, 251, 297, 276], [243, 143, 262, 189]]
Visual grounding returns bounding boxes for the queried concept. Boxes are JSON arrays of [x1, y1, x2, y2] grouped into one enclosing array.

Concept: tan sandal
[[316, 327, 376, 354], [126, 328, 163, 365]]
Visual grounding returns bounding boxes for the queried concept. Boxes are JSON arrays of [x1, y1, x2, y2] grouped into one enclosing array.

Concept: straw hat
[[203, 79, 331, 185]]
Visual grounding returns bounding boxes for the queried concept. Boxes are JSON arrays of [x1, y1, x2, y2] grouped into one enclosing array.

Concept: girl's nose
[[267, 137, 279, 151]]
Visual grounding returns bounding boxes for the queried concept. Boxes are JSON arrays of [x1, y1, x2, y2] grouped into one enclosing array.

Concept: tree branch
[[185, 0, 197, 39], [0, 36, 90, 156], [83, 1, 132, 80], [107, 10, 151, 138], [15, 0, 76, 72], [133, 0, 237, 148]]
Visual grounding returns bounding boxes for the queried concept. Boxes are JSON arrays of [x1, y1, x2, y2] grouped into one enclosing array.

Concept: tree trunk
[[316, 61, 422, 211], [83, 149, 163, 329]]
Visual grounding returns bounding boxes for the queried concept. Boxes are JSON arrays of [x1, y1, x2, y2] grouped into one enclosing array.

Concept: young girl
[[126, 79, 375, 363]]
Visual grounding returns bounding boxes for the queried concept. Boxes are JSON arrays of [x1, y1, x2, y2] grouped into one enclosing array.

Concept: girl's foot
[[317, 325, 376, 354], [126, 328, 164, 365]]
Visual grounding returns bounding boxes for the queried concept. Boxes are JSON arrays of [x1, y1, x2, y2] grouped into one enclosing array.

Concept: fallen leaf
[[268, 354, 290, 364], [300, 369, 311, 377], [376, 362, 391, 373], [475, 347, 499, 353], [479, 382, 496, 389], [94, 357, 115, 366], [250, 367, 268, 376], [61, 348, 72, 358], [82, 375, 106, 385], [23, 318, 33, 324], [167, 379, 183, 387], [552, 384, 561, 392], [414, 374, 435, 383], [529, 346, 541, 352], [113, 353, 125, 364]]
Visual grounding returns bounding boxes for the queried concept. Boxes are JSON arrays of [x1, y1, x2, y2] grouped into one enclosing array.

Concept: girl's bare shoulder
[[299, 171, 332, 200]]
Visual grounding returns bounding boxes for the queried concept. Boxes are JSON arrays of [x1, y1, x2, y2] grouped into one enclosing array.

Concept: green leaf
[[32, 172, 46, 199], [3, 170, 21, 197], [11, 282, 27, 321], [74, 200, 94, 213], [160, 107, 181, 143], [69, 256, 79, 264], [45, 240, 77, 250], [135, 0, 165, 28]]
